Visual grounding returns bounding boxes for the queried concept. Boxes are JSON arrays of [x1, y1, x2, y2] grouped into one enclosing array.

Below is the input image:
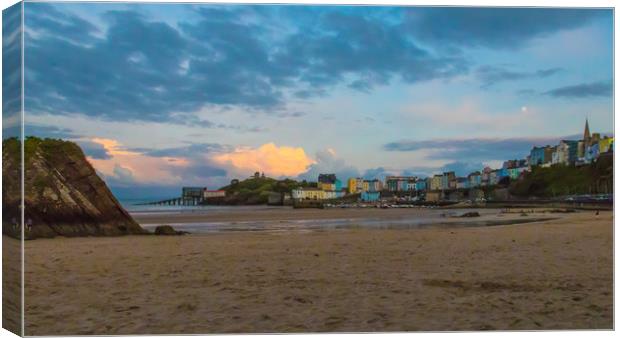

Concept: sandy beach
[[21, 209, 612, 334]]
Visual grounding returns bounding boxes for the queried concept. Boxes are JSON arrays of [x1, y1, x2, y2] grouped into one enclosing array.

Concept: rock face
[[2, 137, 146, 239]]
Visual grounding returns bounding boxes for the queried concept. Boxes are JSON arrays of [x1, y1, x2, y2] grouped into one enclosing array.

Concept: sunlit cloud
[[213, 143, 315, 177], [88, 138, 190, 186]]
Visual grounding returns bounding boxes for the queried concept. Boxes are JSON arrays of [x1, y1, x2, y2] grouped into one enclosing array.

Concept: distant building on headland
[[203, 189, 226, 199], [182, 187, 206, 199], [182, 186, 225, 202]]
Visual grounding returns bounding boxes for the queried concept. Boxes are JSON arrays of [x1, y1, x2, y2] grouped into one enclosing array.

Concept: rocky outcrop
[[154, 225, 187, 235], [3, 137, 146, 239]]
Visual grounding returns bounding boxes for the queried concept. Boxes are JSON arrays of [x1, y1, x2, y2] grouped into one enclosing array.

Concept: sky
[[4, 3, 614, 199]]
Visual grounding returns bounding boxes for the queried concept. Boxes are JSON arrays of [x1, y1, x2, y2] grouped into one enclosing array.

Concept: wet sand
[[132, 207, 557, 232], [22, 210, 612, 334], [132, 206, 465, 223]]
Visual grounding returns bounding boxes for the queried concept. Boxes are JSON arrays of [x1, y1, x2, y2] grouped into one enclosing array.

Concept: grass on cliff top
[[218, 176, 317, 204], [3, 137, 85, 165], [219, 176, 316, 193]]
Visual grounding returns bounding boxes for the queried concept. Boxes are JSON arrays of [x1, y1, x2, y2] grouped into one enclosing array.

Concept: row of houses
[[529, 120, 613, 167], [291, 120, 613, 203]]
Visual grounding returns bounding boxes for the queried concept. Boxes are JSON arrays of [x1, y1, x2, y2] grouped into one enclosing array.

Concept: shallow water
[[133, 207, 537, 233]]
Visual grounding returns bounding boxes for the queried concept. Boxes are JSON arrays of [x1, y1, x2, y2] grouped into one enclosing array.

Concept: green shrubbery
[[509, 153, 613, 197], [218, 176, 314, 204]]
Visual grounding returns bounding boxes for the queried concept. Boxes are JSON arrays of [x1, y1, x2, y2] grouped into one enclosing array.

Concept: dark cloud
[[22, 4, 610, 128], [24, 4, 472, 123], [131, 142, 228, 158], [2, 3, 22, 139], [76, 140, 112, 159], [294, 89, 328, 99], [26, 3, 100, 45], [476, 65, 563, 88], [24, 124, 80, 139], [544, 80, 612, 98], [405, 7, 609, 49], [383, 136, 587, 161]]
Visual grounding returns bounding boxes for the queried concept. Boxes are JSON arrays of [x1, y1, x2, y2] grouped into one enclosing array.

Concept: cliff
[[2, 137, 146, 239]]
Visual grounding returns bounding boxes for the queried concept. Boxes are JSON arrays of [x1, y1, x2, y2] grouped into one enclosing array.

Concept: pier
[[135, 186, 209, 206], [136, 197, 205, 206]]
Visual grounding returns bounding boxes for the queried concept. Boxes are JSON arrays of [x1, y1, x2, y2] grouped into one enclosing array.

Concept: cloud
[[110, 164, 135, 186], [24, 124, 80, 139], [544, 80, 612, 98], [3, 3, 22, 139], [383, 136, 584, 162], [298, 148, 360, 182], [476, 65, 563, 88], [405, 7, 609, 49], [131, 142, 228, 158], [26, 2, 100, 45], [213, 143, 314, 177], [24, 4, 610, 127], [441, 161, 485, 177], [77, 140, 113, 160], [361, 167, 396, 181], [24, 4, 472, 124], [87, 138, 190, 186]]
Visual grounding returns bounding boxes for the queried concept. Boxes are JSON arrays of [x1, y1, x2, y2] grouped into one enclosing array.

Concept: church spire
[[584, 118, 591, 141]]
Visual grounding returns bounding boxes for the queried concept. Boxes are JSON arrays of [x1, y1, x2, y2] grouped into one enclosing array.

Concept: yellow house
[[318, 182, 336, 191], [599, 137, 614, 153], [430, 175, 442, 191], [347, 177, 364, 194], [292, 188, 325, 200], [347, 178, 356, 194]]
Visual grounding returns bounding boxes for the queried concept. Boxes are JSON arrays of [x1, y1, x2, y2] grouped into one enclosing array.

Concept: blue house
[[335, 179, 342, 191], [415, 179, 427, 191]]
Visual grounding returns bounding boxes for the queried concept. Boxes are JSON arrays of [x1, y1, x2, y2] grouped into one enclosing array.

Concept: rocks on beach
[[3, 137, 146, 239], [457, 212, 481, 218], [154, 225, 188, 236]]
